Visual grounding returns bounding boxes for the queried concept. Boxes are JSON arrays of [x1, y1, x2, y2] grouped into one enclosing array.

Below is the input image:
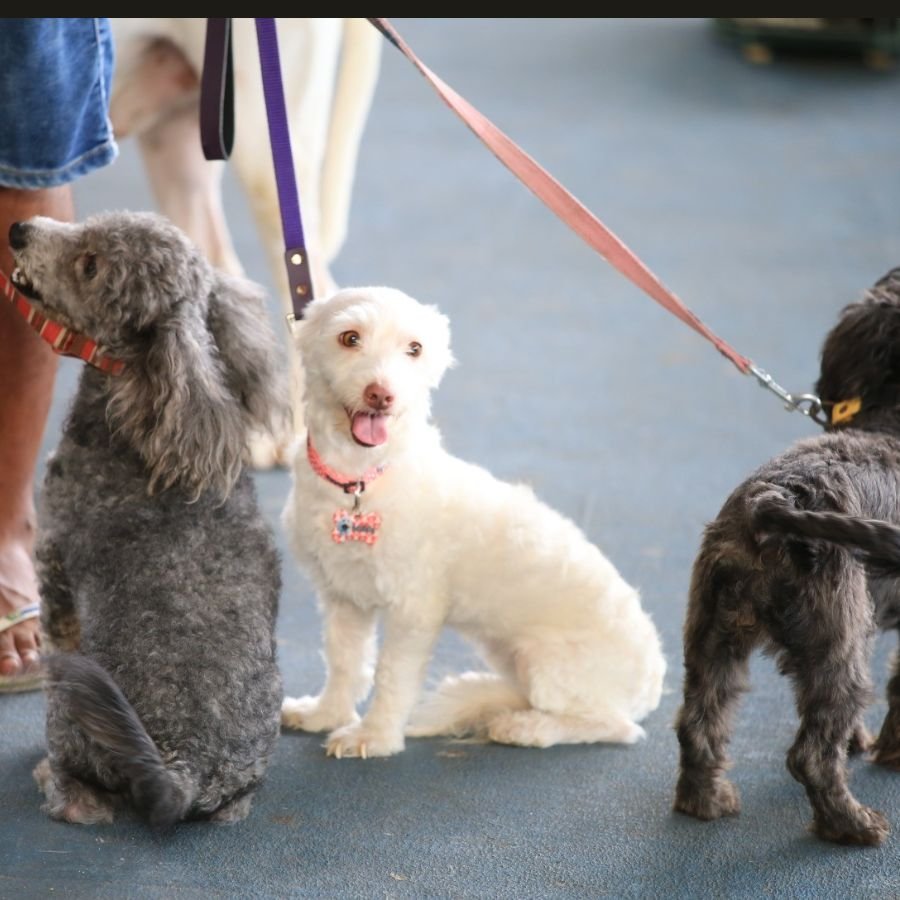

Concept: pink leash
[[368, 18, 826, 425]]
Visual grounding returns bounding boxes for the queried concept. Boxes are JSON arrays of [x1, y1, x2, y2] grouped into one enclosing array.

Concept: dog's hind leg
[[33, 757, 115, 825], [674, 560, 755, 821], [778, 569, 888, 845], [476, 637, 651, 747]]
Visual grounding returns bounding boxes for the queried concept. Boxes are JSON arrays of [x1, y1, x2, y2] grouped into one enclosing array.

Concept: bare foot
[[0, 537, 42, 685]]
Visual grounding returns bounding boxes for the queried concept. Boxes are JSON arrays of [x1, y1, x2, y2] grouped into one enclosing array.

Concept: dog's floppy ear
[[108, 300, 245, 499], [206, 271, 287, 438]]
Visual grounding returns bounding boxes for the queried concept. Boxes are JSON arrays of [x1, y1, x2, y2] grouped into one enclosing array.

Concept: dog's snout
[[8, 221, 29, 251], [364, 382, 394, 411]]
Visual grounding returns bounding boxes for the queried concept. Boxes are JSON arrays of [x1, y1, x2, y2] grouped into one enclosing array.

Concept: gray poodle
[[675, 267, 900, 846], [9, 211, 284, 826]]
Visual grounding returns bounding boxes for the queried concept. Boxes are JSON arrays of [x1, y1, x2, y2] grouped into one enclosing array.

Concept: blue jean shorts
[[0, 18, 117, 189]]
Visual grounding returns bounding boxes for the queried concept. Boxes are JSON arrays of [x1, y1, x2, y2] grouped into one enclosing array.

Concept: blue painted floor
[[3, 17, 900, 898]]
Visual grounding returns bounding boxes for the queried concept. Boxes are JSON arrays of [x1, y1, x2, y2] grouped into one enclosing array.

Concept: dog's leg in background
[[318, 18, 383, 263], [110, 35, 243, 276], [137, 108, 243, 277], [674, 562, 754, 822], [326, 610, 442, 759], [282, 596, 376, 734]]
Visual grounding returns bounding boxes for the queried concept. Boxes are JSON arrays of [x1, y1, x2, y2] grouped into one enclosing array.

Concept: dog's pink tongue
[[351, 412, 389, 447]]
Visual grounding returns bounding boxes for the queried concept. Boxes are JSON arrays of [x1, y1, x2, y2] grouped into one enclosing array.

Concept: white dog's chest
[[290, 480, 421, 610]]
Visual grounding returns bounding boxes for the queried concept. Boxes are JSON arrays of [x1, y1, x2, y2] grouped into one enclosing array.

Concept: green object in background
[[714, 18, 900, 69]]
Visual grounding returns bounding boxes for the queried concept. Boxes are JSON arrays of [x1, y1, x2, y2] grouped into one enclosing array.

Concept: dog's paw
[[281, 695, 358, 733], [674, 776, 741, 821], [325, 722, 404, 759], [813, 804, 890, 847]]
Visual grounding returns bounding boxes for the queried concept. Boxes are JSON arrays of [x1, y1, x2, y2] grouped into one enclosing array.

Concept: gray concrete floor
[[4, 17, 900, 898]]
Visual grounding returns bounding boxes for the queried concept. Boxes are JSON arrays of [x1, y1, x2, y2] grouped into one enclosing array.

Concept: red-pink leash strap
[[368, 18, 826, 426], [0, 268, 125, 375]]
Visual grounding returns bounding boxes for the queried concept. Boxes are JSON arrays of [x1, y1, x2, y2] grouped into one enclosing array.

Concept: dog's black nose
[[8, 222, 29, 251]]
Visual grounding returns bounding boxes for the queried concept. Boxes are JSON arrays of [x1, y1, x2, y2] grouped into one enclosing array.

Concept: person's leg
[[0, 185, 73, 682]]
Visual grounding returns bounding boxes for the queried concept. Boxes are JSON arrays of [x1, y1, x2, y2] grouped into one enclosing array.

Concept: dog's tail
[[46, 654, 190, 826], [752, 488, 900, 572], [406, 672, 529, 738], [319, 18, 383, 261]]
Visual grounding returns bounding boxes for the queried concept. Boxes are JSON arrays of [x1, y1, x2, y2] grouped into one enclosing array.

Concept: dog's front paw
[[325, 722, 404, 759], [282, 695, 358, 733]]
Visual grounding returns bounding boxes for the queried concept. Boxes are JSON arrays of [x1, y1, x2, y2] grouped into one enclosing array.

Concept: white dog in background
[[110, 18, 381, 465], [281, 287, 666, 758]]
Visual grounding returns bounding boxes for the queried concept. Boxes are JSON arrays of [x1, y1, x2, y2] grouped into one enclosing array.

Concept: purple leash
[[201, 17, 314, 319]]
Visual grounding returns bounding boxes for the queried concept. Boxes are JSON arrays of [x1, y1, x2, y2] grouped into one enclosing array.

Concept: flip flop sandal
[[0, 603, 43, 693]]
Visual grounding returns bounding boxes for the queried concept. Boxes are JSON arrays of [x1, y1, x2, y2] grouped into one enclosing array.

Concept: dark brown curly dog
[[675, 267, 900, 846]]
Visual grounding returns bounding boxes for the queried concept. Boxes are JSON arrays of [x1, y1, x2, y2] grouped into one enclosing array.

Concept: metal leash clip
[[749, 363, 828, 427]]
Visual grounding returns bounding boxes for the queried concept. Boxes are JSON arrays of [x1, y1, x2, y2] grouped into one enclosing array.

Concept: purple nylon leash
[[254, 18, 314, 319]]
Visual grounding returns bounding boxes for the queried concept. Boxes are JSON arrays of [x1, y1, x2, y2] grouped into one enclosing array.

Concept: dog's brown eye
[[81, 254, 97, 280], [339, 330, 360, 348], [407, 341, 422, 358]]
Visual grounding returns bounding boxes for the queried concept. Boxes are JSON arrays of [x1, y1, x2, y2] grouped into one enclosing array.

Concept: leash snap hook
[[748, 363, 827, 428], [790, 393, 828, 426]]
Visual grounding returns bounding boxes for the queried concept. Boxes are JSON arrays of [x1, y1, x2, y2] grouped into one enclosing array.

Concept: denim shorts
[[0, 18, 117, 189]]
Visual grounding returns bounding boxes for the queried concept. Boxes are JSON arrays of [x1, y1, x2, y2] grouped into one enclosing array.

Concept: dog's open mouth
[[348, 410, 389, 447], [11, 266, 42, 301]]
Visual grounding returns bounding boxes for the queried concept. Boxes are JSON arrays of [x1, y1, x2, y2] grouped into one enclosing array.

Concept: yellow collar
[[831, 397, 862, 425]]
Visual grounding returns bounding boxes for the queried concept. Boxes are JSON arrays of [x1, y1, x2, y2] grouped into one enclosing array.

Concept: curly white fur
[[282, 287, 666, 758]]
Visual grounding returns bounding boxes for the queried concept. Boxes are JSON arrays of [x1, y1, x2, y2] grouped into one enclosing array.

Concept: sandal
[[0, 602, 43, 693]]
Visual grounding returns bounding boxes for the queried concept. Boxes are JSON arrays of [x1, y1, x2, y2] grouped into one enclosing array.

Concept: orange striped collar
[[1, 268, 124, 375]]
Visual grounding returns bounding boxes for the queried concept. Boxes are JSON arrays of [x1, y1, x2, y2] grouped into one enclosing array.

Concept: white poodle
[[282, 287, 666, 758]]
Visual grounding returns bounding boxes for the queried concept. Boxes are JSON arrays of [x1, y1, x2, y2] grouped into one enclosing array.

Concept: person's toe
[[14, 624, 41, 673], [0, 630, 22, 676]]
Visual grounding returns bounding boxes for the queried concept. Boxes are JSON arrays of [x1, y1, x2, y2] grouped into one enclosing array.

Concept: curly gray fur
[[14, 212, 284, 826], [674, 267, 900, 846]]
